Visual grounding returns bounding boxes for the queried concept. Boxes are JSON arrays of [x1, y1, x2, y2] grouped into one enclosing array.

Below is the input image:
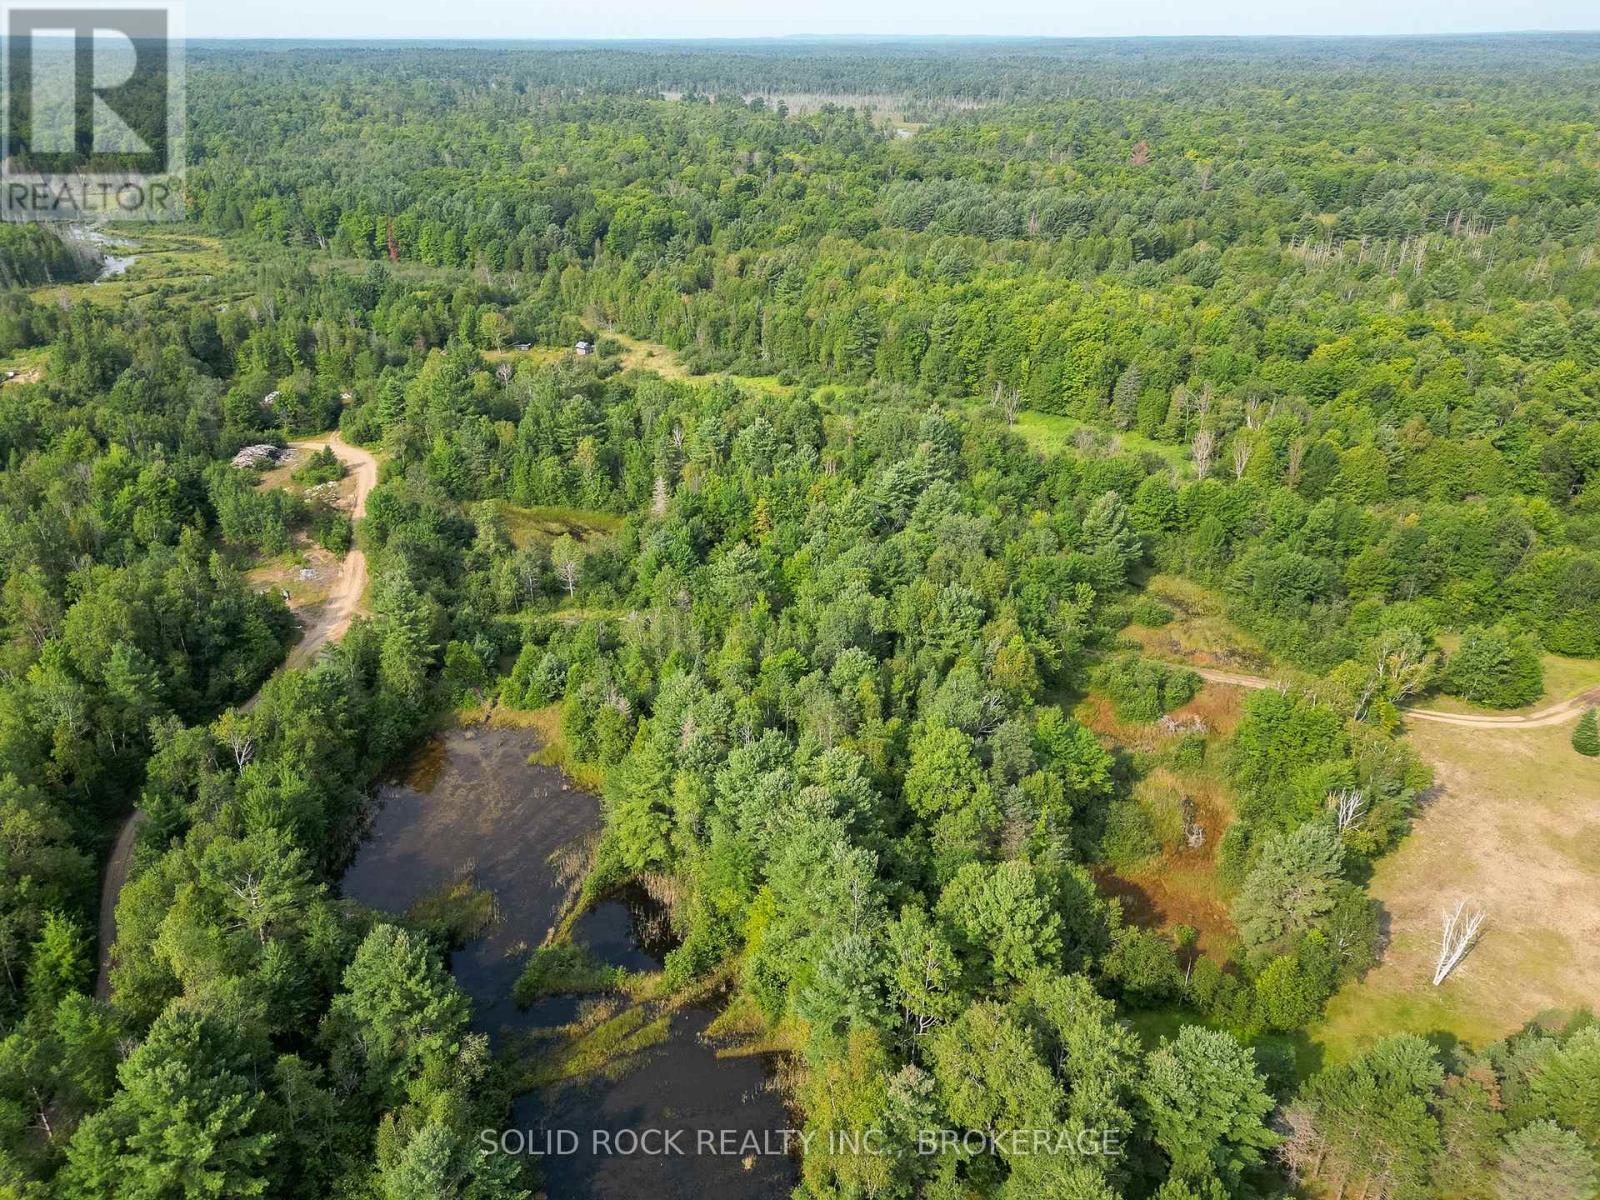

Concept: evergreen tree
[[1572, 708, 1599, 756], [58, 1011, 276, 1198], [1138, 1026, 1278, 1190]]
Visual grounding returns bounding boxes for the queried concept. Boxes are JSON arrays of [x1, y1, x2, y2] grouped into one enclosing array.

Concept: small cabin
[[574, 340, 594, 357]]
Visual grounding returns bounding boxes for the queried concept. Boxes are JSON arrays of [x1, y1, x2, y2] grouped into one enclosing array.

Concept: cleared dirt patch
[[246, 545, 342, 610]]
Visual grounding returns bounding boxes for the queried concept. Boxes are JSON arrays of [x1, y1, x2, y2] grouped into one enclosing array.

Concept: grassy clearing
[[0, 347, 49, 387], [1077, 691, 1242, 960], [607, 330, 692, 379], [483, 345, 565, 367], [1123, 574, 1277, 677], [600, 329, 793, 395], [1314, 716, 1600, 1063], [1006, 410, 1191, 473], [518, 703, 608, 793], [1126, 1007, 1221, 1049], [244, 546, 341, 610], [498, 503, 624, 549]]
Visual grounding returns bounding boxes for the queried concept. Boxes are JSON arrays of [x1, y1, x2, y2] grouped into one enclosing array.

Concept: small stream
[[81, 227, 137, 280], [341, 726, 797, 1200]]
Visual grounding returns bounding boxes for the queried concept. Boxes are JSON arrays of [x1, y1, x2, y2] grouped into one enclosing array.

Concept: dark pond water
[[340, 726, 796, 1200]]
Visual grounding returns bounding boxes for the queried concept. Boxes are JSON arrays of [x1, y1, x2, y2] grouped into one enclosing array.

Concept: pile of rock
[[1179, 795, 1206, 849], [231, 444, 284, 469]]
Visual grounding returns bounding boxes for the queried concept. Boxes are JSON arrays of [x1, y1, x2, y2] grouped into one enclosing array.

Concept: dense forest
[[0, 33, 1597, 1200]]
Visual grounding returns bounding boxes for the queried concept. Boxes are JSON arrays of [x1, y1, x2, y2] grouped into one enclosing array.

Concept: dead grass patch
[[1096, 863, 1237, 960]]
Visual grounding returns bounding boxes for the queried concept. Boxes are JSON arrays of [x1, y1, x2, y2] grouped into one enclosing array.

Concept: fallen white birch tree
[[1432, 899, 1486, 985]]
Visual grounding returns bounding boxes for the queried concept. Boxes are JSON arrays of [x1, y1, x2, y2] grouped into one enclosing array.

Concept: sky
[[182, 0, 1599, 41]]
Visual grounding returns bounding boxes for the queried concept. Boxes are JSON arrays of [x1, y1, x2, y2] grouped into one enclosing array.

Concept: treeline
[[0, 226, 99, 291], [175, 39, 1600, 673]]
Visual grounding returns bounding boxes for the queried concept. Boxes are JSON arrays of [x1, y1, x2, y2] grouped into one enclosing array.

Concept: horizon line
[[175, 29, 1600, 41]]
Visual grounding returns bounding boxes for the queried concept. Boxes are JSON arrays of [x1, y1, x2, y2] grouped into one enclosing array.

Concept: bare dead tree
[[1232, 436, 1252, 480], [1244, 398, 1266, 431], [1274, 1103, 1325, 1187], [651, 475, 669, 517], [1191, 427, 1216, 478], [216, 710, 255, 773], [514, 555, 542, 605], [551, 539, 582, 597], [559, 559, 579, 597], [1328, 788, 1367, 832], [1373, 629, 1436, 703], [990, 380, 1021, 426], [1286, 437, 1307, 488], [1433, 900, 1487, 985]]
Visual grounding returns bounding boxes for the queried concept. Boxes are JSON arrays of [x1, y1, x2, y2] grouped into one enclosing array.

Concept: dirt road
[[94, 433, 378, 1000], [282, 434, 377, 669], [1191, 666, 1600, 729], [92, 811, 147, 1000]]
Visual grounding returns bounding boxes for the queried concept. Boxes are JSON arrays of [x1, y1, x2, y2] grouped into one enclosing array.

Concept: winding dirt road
[[1191, 666, 1600, 729], [94, 433, 378, 1000]]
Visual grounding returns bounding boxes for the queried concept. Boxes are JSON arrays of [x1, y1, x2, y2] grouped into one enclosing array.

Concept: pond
[[340, 725, 797, 1200]]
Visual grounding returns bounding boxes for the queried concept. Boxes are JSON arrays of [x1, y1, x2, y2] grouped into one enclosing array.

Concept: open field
[[483, 346, 567, 368], [1078, 688, 1243, 960], [1315, 715, 1600, 1060], [243, 440, 371, 622], [1108, 573, 1600, 1060], [602, 329, 792, 395], [0, 346, 49, 387], [246, 546, 343, 610], [607, 330, 692, 378]]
